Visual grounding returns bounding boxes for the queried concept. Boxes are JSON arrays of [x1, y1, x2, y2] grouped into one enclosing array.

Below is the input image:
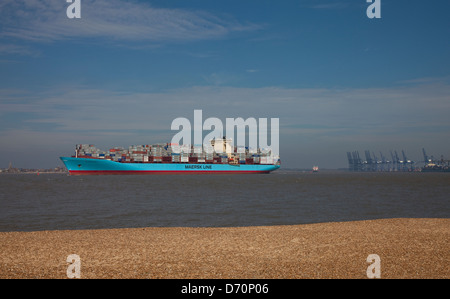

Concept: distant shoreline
[[0, 171, 67, 175]]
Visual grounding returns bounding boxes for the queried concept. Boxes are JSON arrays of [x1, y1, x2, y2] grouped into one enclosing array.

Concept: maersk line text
[[185, 165, 212, 169]]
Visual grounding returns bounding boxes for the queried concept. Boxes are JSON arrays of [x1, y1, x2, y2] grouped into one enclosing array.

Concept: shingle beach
[[0, 218, 448, 279]]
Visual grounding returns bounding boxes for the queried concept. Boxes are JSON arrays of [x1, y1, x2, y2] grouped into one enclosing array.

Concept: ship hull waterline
[[60, 157, 280, 175]]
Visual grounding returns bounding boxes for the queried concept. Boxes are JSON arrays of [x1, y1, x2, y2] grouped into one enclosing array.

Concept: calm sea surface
[[0, 171, 449, 232]]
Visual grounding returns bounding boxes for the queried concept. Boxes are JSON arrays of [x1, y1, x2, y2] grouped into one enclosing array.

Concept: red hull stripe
[[69, 170, 270, 175]]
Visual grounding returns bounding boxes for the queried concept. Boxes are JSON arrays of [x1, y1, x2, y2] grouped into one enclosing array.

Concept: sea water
[[0, 171, 448, 231]]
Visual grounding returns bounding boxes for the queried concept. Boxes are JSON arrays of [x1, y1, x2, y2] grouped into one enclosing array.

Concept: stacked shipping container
[[75, 142, 280, 165]]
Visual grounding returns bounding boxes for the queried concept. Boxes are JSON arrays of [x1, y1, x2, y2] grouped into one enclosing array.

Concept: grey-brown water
[[0, 171, 449, 232]]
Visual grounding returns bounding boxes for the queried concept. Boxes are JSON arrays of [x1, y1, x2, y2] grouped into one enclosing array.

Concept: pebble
[[0, 218, 448, 279]]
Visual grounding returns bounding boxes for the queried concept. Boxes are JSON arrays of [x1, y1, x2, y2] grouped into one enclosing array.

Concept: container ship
[[60, 138, 280, 175], [421, 164, 450, 172]]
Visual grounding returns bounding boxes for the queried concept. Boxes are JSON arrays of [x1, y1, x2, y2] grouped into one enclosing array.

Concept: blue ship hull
[[60, 157, 280, 175]]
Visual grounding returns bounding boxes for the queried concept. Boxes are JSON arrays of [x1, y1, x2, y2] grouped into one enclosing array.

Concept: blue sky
[[1, 0, 449, 169]]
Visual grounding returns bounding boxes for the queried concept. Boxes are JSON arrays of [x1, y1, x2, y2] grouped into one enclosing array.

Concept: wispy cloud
[[2, 79, 449, 139], [0, 0, 260, 44], [0, 44, 39, 56]]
